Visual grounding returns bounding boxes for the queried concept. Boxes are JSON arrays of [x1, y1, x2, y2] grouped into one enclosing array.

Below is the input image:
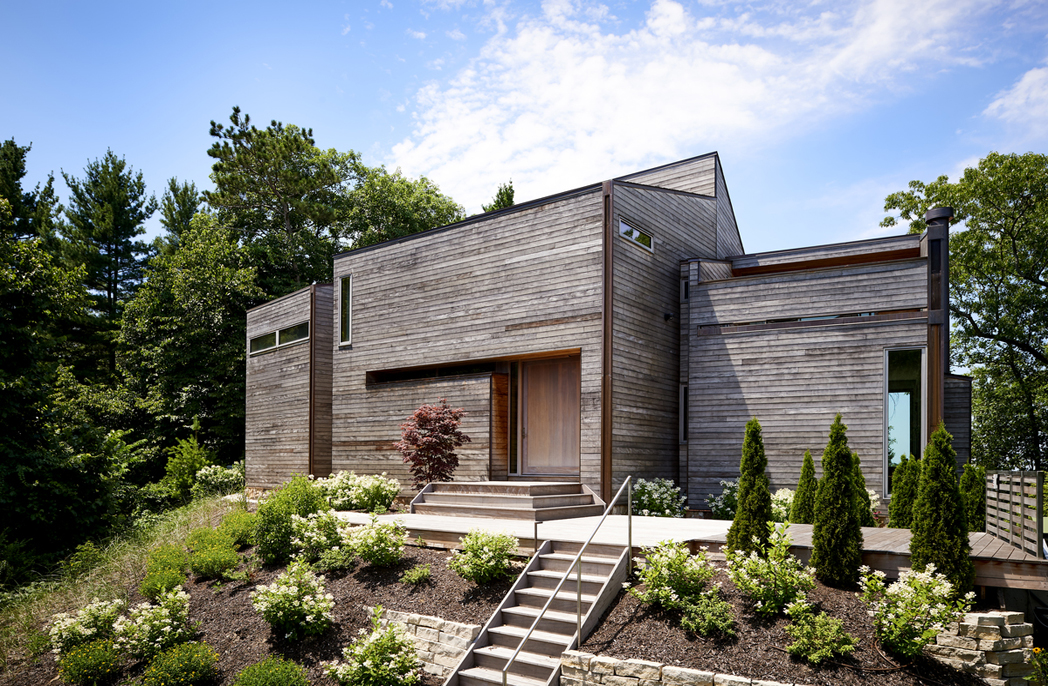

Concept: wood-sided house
[[244, 153, 970, 509]]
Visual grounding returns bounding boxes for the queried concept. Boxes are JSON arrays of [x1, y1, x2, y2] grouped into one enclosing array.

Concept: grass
[[0, 495, 242, 674]]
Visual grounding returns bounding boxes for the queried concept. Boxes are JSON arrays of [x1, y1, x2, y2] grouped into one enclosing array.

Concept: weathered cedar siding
[[610, 185, 718, 488], [490, 373, 509, 479], [618, 154, 717, 196], [714, 158, 742, 259], [331, 191, 605, 491], [731, 235, 921, 271], [311, 284, 334, 478], [945, 374, 972, 470], [245, 288, 313, 489]]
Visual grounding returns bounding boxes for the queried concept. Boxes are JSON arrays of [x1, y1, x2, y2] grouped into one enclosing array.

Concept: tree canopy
[[482, 180, 515, 213]]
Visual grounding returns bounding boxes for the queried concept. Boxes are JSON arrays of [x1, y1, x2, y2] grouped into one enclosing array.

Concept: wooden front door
[[521, 357, 580, 475]]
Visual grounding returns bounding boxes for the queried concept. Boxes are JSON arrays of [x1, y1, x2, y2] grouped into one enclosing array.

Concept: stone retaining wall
[[561, 650, 809, 686], [373, 607, 481, 677], [924, 611, 1034, 685]]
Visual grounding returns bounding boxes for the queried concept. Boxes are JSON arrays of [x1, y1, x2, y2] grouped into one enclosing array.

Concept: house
[[244, 152, 970, 509]]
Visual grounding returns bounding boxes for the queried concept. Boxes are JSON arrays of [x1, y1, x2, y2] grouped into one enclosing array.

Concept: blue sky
[[3, 0, 1046, 252]]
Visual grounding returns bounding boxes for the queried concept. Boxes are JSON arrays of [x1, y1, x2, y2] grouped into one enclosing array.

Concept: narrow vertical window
[[885, 348, 924, 493], [679, 384, 689, 443], [339, 275, 352, 345]]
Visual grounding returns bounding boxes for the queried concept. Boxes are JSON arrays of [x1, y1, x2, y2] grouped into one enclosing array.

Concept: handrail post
[[627, 477, 633, 576], [576, 557, 582, 640]]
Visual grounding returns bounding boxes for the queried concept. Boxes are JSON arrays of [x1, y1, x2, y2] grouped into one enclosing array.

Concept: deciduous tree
[[394, 399, 470, 489]]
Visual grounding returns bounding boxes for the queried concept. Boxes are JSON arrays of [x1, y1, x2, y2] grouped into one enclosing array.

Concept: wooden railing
[[985, 471, 1044, 559]]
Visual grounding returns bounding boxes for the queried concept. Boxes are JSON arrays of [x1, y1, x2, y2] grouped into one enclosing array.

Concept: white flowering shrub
[[707, 480, 738, 520], [349, 516, 408, 567], [250, 559, 335, 641], [448, 529, 518, 584], [629, 540, 716, 610], [190, 462, 244, 499], [49, 598, 124, 655], [316, 471, 400, 512], [114, 586, 194, 660], [324, 606, 421, 686], [867, 488, 881, 520], [770, 488, 795, 523], [291, 511, 349, 563], [632, 478, 686, 517], [859, 564, 974, 658], [727, 522, 814, 616]]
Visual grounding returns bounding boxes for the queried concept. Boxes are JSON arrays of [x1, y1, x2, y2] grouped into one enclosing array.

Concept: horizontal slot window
[[367, 362, 497, 385], [249, 332, 276, 353], [249, 321, 310, 355], [279, 322, 309, 345], [620, 220, 653, 251]]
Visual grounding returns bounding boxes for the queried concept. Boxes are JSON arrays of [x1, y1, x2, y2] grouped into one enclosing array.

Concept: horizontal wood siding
[[730, 235, 922, 271], [715, 158, 743, 258], [332, 191, 605, 491], [687, 319, 929, 509], [692, 260, 928, 326], [945, 374, 972, 470], [333, 375, 493, 493], [617, 155, 717, 196], [246, 288, 313, 489], [611, 185, 718, 490], [312, 284, 334, 478], [490, 373, 509, 480]]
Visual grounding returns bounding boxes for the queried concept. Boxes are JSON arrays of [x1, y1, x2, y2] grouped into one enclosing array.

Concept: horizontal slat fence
[[985, 471, 1043, 559]]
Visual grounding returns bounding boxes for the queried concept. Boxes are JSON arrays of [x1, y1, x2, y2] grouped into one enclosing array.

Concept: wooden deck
[[338, 512, 1048, 591]]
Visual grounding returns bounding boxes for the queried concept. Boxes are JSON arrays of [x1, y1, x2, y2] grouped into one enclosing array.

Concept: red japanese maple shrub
[[394, 399, 471, 489]]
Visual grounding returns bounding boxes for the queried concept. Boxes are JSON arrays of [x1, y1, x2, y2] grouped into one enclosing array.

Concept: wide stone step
[[428, 482, 583, 496], [413, 502, 604, 521], [419, 493, 595, 508], [487, 624, 573, 656], [473, 645, 560, 680], [513, 587, 597, 614], [539, 552, 618, 575], [458, 666, 549, 686]]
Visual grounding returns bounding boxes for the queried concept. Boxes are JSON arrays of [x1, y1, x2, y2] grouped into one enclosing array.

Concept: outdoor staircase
[[444, 540, 629, 686], [411, 482, 605, 521]]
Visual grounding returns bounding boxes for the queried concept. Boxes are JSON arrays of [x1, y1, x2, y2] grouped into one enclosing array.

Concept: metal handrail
[[501, 476, 632, 686]]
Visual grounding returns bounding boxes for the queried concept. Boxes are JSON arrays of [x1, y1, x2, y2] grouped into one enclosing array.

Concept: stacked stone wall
[[373, 607, 481, 677], [561, 650, 809, 686], [924, 611, 1034, 685]]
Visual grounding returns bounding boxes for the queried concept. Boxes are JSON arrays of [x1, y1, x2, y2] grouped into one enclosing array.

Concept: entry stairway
[[444, 539, 629, 686], [411, 482, 604, 521]]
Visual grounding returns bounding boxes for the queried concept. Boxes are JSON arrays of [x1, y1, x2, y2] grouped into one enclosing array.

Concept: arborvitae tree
[[853, 453, 877, 527], [726, 417, 772, 555], [810, 414, 864, 586], [888, 454, 920, 528], [790, 450, 818, 524], [910, 425, 975, 594], [959, 463, 986, 533]]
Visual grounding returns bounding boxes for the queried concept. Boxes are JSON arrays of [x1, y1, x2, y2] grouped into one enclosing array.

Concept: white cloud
[[391, 0, 1006, 212], [984, 65, 1048, 141], [447, 28, 467, 40], [381, 0, 394, 8], [428, 58, 446, 70], [407, 28, 427, 39], [342, 23, 352, 35]]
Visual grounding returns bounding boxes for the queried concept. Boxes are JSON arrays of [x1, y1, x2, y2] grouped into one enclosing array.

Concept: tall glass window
[[886, 348, 924, 493], [339, 275, 352, 345]]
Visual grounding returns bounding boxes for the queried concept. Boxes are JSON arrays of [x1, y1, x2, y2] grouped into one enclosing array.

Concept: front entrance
[[521, 357, 580, 475]]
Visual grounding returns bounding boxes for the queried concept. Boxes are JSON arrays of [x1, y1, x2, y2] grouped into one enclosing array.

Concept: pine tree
[[810, 414, 864, 586], [888, 454, 920, 528], [726, 417, 772, 555], [790, 450, 818, 524], [959, 463, 986, 533], [853, 452, 876, 527], [910, 425, 975, 594]]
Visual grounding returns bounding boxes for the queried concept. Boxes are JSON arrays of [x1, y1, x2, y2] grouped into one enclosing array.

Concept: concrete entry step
[[411, 481, 604, 522]]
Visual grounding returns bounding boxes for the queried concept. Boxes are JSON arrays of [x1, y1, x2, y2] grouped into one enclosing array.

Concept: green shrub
[[135, 480, 184, 517], [48, 599, 124, 655], [790, 450, 818, 525], [166, 431, 214, 500], [290, 511, 347, 563], [448, 529, 518, 583], [400, 564, 431, 585], [189, 544, 240, 580], [631, 478, 686, 517], [888, 454, 920, 528], [255, 475, 330, 564], [680, 590, 735, 638], [250, 559, 334, 641], [140, 543, 189, 601], [629, 540, 716, 610], [187, 527, 235, 553], [726, 418, 772, 555], [190, 462, 244, 499], [770, 488, 794, 523], [853, 453, 876, 528], [325, 606, 422, 686], [910, 425, 975, 594], [61, 541, 107, 579], [315, 545, 357, 574], [57, 638, 122, 686], [810, 414, 864, 587], [349, 517, 408, 568], [784, 601, 857, 665], [142, 641, 218, 686], [233, 656, 310, 686], [707, 480, 738, 520], [960, 463, 986, 532], [726, 522, 815, 617], [114, 586, 194, 660], [217, 509, 256, 548]]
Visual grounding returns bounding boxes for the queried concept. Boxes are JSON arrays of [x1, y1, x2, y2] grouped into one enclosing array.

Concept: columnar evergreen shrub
[[852, 453, 877, 528], [725, 417, 772, 555], [255, 475, 330, 564], [790, 450, 818, 524], [960, 463, 986, 533], [910, 425, 975, 594], [393, 398, 471, 489], [810, 414, 864, 587], [887, 454, 920, 528]]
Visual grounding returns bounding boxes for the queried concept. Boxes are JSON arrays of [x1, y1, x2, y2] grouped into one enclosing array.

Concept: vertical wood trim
[[308, 285, 316, 476], [601, 180, 614, 502]]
